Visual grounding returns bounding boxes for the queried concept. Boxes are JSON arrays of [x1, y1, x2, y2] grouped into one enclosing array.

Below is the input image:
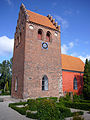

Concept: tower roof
[[26, 10, 59, 30], [61, 54, 84, 72]]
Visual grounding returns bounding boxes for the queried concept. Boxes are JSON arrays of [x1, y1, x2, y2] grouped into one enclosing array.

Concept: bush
[[72, 111, 84, 116], [9, 102, 27, 106], [56, 103, 71, 119], [27, 99, 37, 111], [9, 105, 27, 115], [49, 97, 58, 102], [73, 115, 84, 120], [79, 99, 90, 103], [9, 102, 28, 115], [37, 99, 60, 120], [63, 101, 90, 110], [73, 94, 81, 102], [26, 111, 38, 119]]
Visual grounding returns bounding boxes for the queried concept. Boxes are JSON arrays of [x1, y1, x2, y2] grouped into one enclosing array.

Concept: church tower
[[11, 4, 63, 99]]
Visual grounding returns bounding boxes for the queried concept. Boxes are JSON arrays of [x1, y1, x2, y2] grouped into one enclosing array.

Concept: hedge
[[79, 99, 90, 103], [37, 99, 60, 120], [63, 101, 90, 110], [56, 103, 71, 119], [27, 99, 37, 111], [26, 111, 38, 119]]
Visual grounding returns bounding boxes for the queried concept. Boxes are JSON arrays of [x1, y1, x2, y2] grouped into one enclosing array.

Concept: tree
[[83, 59, 90, 100], [0, 58, 13, 93]]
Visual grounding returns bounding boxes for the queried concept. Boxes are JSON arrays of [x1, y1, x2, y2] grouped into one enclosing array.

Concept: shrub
[[27, 99, 37, 111], [73, 115, 84, 120], [73, 94, 81, 102], [9, 101, 27, 106], [37, 99, 60, 120], [9, 102, 28, 115], [72, 111, 84, 116], [79, 99, 90, 103], [63, 101, 90, 110], [26, 111, 38, 119], [56, 103, 71, 119], [49, 97, 58, 102]]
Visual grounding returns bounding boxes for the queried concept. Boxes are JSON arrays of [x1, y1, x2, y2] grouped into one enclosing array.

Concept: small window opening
[[73, 77, 78, 90], [15, 77, 18, 91], [38, 29, 42, 40], [42, 75, 48, 91], [46, 31, 51, 42]]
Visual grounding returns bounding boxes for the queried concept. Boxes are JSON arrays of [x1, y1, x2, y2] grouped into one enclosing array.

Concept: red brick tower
[[11, 4, 63, 99]]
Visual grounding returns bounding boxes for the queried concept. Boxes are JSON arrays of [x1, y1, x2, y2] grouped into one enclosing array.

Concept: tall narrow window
[[42, 75, 48, 91], [15, 77, 18, 91], [73, 77, 77, 90], [46, 31, 51, 42], [38, 29, 43, 40]]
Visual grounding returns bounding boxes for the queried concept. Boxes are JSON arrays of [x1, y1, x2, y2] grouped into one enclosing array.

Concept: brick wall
[[23, 22, 62, 98], [62, 71, 83, 95]]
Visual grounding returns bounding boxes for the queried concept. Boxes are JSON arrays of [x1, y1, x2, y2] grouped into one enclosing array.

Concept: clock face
[[42, 42, 48, 49]]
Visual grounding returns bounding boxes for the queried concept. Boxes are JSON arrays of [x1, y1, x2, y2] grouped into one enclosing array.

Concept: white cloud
[[5, 0, 12, 6], [61, 44, 68, 54], [71, 52, 77, 57], [79, 55, 90, 63], [69, 42, 74, 48], [61, 42, 74, 54], [0, 36, 14, 56], [54, 15, 69, 29]]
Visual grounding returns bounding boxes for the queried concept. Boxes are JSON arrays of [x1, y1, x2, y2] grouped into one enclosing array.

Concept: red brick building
[[11, 4, 63, 99], [11, 4, 84, 99], [62, 54, 84, 95]]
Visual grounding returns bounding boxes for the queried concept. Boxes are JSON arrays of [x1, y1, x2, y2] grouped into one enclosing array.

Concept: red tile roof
[[61, 54, 84, 72], [26, 10, 57, 30]]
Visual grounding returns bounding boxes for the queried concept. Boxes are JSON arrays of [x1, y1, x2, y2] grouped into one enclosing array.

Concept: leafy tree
[[83, 59, 90, 100], [0, 58, 13, 93]]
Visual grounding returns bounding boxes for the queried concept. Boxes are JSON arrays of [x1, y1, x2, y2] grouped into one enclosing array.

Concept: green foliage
[[83, 59, 90, 100], [9, 101, 27, 106], [27, 99, 37, 111], [0, 58, 12, 94], [63, 101, 90, 110], [37, 99, 60, 120], [79, 99, 90, 103], [9, 102, 28, 115], [56, 103, 71, 119], [72, 112, 84, 120], [26, 111, 38, 119], [73, 94, 81, 102], [72, 111, 84, 116]]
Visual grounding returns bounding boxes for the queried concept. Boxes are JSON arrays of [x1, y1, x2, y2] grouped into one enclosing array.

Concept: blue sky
[[0, 0, 90, 63]]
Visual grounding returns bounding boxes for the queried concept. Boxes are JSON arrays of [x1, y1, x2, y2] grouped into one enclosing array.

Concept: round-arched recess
[[42, 75, 48, 91], [73, 77, 78, 90]]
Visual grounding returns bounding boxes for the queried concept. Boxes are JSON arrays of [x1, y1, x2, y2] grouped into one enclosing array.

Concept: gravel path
[[65, 108, 90, 120], [0, 96, 35, 120]]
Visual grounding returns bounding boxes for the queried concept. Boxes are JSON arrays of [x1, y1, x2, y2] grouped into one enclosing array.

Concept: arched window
[[38, 29, 43, 40], [42, 75, 48, 91], [15, 77, 18, 91], [73, 77, 78, 90], [46, 31, 51, 42]]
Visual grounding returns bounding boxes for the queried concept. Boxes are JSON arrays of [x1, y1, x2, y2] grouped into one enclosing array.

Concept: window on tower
[[46, 31, 51, 42], [15, 77, 18, 92], [73, 77, 78, 90], [38, 29, 43, 40], [42, 75, 48, 91]]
